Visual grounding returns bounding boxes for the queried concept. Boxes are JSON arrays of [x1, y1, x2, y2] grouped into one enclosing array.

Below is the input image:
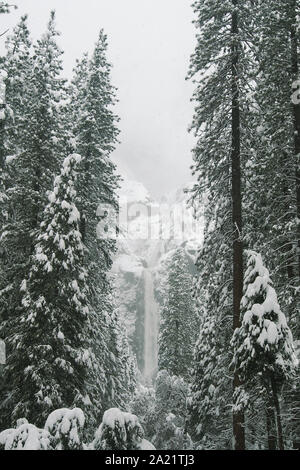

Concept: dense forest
[[0, 0, 299, 451]]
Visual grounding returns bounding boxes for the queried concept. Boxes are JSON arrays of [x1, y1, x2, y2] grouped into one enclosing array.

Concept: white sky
[[1, 0, 196, 198]]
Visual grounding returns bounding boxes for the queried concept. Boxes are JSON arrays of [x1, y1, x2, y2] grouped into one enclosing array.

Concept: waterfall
[[143, 267, 159, 382]]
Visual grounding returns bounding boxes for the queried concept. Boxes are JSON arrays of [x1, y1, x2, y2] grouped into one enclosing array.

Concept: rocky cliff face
[[112, 179, 203, 380]]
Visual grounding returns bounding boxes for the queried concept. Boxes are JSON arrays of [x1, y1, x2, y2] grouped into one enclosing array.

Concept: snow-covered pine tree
[[0, 15, 32, 331], [98, 295, 137, 416], [0, 154, 92, 427], [187, 202, 233, 448], [24, 10, 66, 201], [45, 408, 85, 450], [187, 294, 220, 445], [0, 68, 7, 251], [0, 14, 31, 413], [111, 308, 137, 407], [188, 0, 259, 448], [69, 30, 132, 422], [0, 419, 52, 450], [71, 29, 119, 248], [231, 250, 297, 450], [66, 52, 89, 154], [0, 13, 70, 429], [0, 2, 16, 15], [158, 248, 197, 380], [93, 408, 145, 451], [0, 0, 17, 246], [0, 0, 8, 177], [242, 1, 300, 444], [3, 15, 32, 159], [153, 370, 192, 450], [247, 0, 300, 333], [0, 1, 10, 405], [0, 11, 66, 323]]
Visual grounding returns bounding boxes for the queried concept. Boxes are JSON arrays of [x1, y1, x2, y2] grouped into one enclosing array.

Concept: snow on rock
[[119, 179, 152, 205], [114, 179, 203, 377], [112, 253, 144, 276]]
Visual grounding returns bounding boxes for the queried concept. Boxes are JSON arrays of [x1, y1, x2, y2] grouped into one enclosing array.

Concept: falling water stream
[[143, 241, 166, 383], [143, 268, 159, 382]]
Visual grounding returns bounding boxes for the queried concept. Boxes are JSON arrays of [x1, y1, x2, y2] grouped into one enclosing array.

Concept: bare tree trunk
[[0, 80, 6, 261], [270, 375, 284, 450], [290, 0, 300, 280], [266, 404, 277, 450], [0, 100, 5, 170], [231, 0, 245, 450]]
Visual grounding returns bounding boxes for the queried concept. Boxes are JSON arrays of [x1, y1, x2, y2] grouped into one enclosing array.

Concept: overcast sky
[[2, 0, 196, 198]]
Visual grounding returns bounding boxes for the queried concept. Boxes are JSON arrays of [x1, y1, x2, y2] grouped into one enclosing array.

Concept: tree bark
[[266, 403, 277, 450], [0, 82, 6, 261], [0, 96, 5, 171], [290, 0, 300, 280], [231, 0, 245, 450], [270, 374, 284, 450]]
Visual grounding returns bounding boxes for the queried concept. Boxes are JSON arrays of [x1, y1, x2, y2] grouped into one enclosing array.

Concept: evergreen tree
[[188, 298, 220, 444], [69, 30, 131, 422], [233, 0, 300, 447], [0, 67, 7, 240], [153, 370, 192, 450], [241, 5, 300, 446], [0, 13, 70, 428], [0, 419, 52, 450], [158, 248, 196, 380], [0, 15, 32, 411], [188, 0, 258, 448], [3, 15, 32, 159], [247, 0, 300, 331], [0, 2, 16, 15], [0, 154, 91, 427], [231, 250, 297, 449], [0, 15, 32, 328], [100, 296, 137, 415], [24, 10, 66, 207], [187, 210, 233, 448], [0, 0, 17, 250], [0, 11, 66, 327], [93, 408, 144, 451], [45, 408, 85, 450]]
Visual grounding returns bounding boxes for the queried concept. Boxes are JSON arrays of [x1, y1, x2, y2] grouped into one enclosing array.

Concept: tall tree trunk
[[0, 77, 5, 172], [270, 374, 284, 450], [0, 117, 4, 170], [266, 403, 277, 450], [231, 0, 245, 450], [0, 77, 6, 260], [290, 0, 300, 280]]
